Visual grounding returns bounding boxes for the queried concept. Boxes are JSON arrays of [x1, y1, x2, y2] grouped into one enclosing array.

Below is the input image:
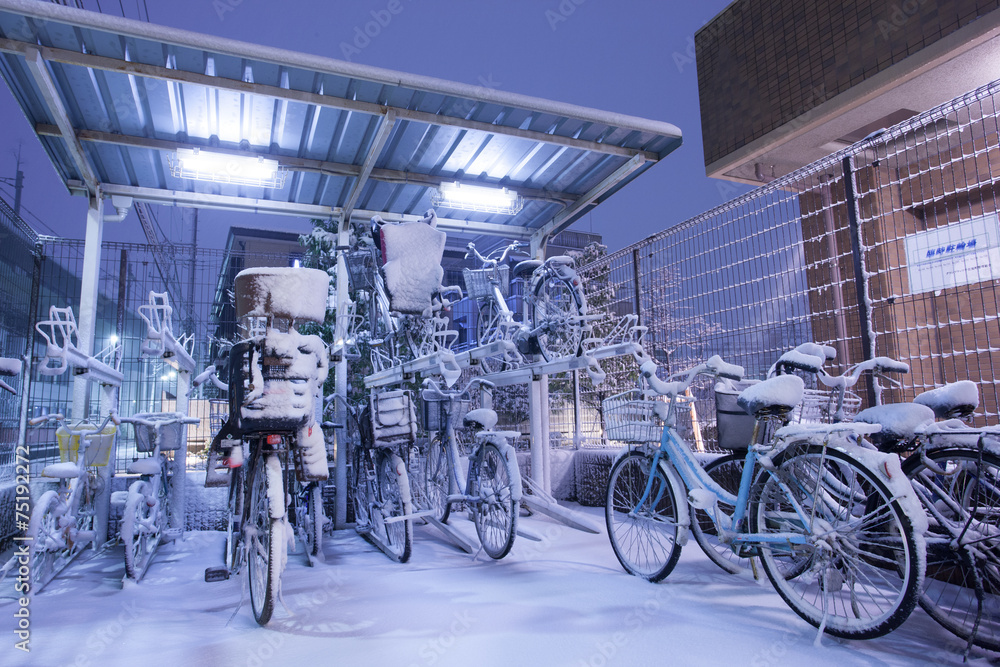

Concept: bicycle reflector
[[266, 434, 283, 445]]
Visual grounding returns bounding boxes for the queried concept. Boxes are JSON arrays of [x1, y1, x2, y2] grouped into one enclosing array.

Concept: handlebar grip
[[873, 356, 909, 374], [639, 360, 673, 396], [707, 355, 744, 381], [29, 414, 56, 426]]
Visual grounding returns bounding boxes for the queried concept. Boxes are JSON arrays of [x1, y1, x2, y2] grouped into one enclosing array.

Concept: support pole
[[842, 156, 877, 406], [171, 367, 191, 535], [528, 378, 545, 491], [75, 191, 104, 420], [334, 215, 350, 529], [539, 374, 551, 495]]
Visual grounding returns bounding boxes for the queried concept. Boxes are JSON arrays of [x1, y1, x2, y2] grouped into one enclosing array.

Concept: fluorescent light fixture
[[432, 182, 523, 215], [170, 148, 287, 188]]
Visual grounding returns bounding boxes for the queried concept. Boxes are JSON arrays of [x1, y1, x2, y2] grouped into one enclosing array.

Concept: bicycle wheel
[[424, 434, 452, 523], [605, 452, 683, 582], [690, 452, 754, 575], [477, 300, 505, 373], [373, 449, 413, 563], [293, 480, 324, 561], [531, 274, 584, 362], [903, 447, 1000, 651], [469, 442, 518, 559], [246, 452, 278, 625], [750, 444, 920, 639], [352, 445, 374, 531], [26, 489, 62, 590], [122, 480, 160, 580]]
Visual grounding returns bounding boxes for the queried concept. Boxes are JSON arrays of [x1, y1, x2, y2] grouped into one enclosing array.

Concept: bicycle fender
[[495, 442, 523, 502], [265, 455, 286, 519], [657, 458, 690, 546]]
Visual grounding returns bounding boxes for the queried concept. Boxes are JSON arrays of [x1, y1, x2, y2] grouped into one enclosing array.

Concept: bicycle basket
[[132, 412, 186, 452], [463, 265, 509, 300], [793, 388, 862, 424], [57, 421, 117, 467], [370, 389, 417, 444], [714, 379, 757, 450], [346, 249, 378, 292], [421, 396, 471, 432], [603, 389, 665, 443]]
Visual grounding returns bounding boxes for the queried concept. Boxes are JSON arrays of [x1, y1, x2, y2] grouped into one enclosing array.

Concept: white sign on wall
[[904, 213, 1000, 294]]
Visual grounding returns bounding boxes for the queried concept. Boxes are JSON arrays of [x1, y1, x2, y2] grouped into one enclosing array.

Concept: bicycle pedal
[[204, 566, 230, 582]]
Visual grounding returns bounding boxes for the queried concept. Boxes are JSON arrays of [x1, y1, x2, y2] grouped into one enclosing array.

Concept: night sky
[[0, 0, 747, 252]]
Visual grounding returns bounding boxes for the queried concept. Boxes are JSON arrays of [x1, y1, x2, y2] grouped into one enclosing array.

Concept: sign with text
[[904, 213, 1000, 294]]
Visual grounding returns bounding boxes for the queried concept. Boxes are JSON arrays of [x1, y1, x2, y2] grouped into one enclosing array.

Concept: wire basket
[[346, 249, 378, 292], [793, 388, 862, 424], [463, 265, 509, 300], [370, 389, 417, 444], [603, 389, 664, 443], [421, 397, 471, 432]]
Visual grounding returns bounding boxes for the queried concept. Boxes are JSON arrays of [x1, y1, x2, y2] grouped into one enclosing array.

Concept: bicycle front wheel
[[605, 452, 683, 582], [903, 447, 1000, 651], [531, 274, 584, 362], [470, 442, 518, 559], [26, 489, 62, 590], [246, 453, 278, 625], [750, 444, 920, 639], [372, 449, 413, 563], [122, 480, 160, 580], [690, 452, 754, 575]]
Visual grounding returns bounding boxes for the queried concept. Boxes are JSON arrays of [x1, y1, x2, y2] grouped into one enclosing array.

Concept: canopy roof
[[0, 0, 682, 246]]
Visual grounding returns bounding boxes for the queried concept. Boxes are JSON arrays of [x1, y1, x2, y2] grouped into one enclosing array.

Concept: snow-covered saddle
[[854, 403, 935, 453], [380, 214, 447, 316]]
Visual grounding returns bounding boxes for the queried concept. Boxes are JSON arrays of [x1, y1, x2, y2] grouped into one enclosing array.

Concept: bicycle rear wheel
[[246, 452, 278, 625], [531, 274, 584, 362], [690, 452, 753, 575], [122, 480, 160, 580], [903, 447, 1000, 651], [225, 464, 244, 572], [470, 442, 518, 559], [750, 444, 920, 639], [373, 449, 412, 563], [605, 452, 683, 582], [477, 300, 507, 373]]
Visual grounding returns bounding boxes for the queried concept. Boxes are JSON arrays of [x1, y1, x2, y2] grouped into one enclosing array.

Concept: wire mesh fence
[[573, 78, 1000, 451]]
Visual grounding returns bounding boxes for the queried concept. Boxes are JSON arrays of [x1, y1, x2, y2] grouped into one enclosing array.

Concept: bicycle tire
[[903, 447, 1000, 651], [690, 452, 754, 575], [750, 443, 920, 639], [424, 434, 452, 523], [477, 300, 506, 373], [247, 452, 277, 625], [122, 480, 159, 580], [531, 273, 584, 362], [470, 442, 518, 559], [605, 452, 683, 582], [374, 449, 413, 563], [26, 489, 61, 590], [352, 446, 374, 532]]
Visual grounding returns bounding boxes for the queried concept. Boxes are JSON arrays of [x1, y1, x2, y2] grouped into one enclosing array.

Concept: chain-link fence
[[573, 78, 1000, 452]]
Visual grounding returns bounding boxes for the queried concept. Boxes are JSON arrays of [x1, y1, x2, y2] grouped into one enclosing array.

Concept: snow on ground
[[1, 504, 993, 667]]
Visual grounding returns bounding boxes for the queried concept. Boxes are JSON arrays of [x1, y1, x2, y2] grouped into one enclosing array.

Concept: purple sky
[[0, 0, 747, 252]]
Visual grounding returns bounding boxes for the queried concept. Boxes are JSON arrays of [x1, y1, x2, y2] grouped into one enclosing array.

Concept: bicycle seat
[[913, 381, 979, 420], [42, 461, 80, 478], [737, 375, 803, 419], [853, 403, 935, 453], [463, 408, 498, 431], [127, 458, 162, 476], [512, 259, 541, 280]]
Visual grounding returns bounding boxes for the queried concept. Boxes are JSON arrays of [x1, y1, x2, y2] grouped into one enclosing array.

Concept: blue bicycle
[[603, 351, 923, 639]]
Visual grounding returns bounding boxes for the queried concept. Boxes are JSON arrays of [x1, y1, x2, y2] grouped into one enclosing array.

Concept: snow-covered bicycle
[[464, 240, 590, 373], [420, 377, 522, 559], [604, 349, 924, 639], [118, 412, 199, 581], [22, 410, 119, 592]]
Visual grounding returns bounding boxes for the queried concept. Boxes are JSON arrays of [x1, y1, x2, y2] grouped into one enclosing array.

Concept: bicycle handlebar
[[421, 376, 495, 402], [465, 241, 525, 267], [816, 356, 910, 390], [119, 413, 201, 427], [635, 349, 743, 398], [29, 409, 120, 433]]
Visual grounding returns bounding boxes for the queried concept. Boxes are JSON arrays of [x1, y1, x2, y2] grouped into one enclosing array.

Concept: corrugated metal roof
[[0, 0, 682, 245]]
